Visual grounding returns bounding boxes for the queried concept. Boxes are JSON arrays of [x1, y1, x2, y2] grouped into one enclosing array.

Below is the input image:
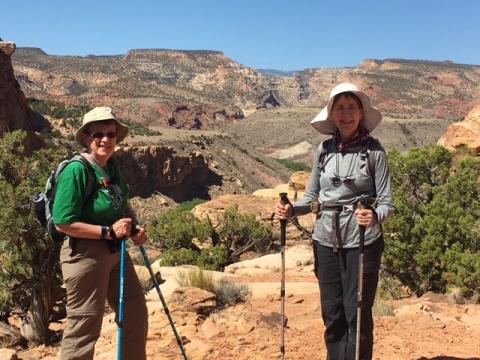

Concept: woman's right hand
[[111, 218, 132, 239], [275, 202, 293, 220]]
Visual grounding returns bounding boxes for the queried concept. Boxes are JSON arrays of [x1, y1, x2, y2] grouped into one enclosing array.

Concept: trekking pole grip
[[279, 192, 291, 246], [356, 201, 368, 252]]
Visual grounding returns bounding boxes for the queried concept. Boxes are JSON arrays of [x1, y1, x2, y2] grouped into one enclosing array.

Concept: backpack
[[32, 155, 96, 242]]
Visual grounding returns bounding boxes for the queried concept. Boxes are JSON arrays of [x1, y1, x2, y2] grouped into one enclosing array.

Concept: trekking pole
[[117, 238, 127, 360], [139, 245, 188, 360], [279, 192, 291, 360], [355, 202, 367, 360]]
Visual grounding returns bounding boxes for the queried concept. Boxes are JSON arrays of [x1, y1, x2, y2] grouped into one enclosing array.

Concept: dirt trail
[[12, 246, 480, 360]]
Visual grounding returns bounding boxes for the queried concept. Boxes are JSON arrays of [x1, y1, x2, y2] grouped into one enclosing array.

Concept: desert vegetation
[[0, 130, 479, 348]]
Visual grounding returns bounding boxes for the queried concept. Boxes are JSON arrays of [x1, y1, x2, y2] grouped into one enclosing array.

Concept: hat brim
[[75, 118, 129, 146], [310, 90, 382, 135]]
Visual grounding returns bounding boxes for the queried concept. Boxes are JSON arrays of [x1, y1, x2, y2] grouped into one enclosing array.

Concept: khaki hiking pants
[[60, 238, 148, 360]]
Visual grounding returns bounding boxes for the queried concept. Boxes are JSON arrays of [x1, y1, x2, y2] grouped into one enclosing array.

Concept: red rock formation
[[114, 145, 210, 201], [0, 40, 42, 150], [437, 104, 480, 153]]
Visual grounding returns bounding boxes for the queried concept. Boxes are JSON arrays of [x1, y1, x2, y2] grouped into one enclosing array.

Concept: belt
[[312, 203, 357, 253]]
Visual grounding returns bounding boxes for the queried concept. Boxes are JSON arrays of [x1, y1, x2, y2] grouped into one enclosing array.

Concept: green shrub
[[175, 268, 251, 308], [214, 205, 274, 263], [377, 275, 408, 300], [214, 277, 251, 308], [0, 131, 64, 344], [384, 146, 480, 296], [197, 246, 228, 270], [149, 205, 273, 269], [373, 299, 395, 317], [176, 268, 215, 293], [275, 158, 311, 172], [160, 248, 198, 267], [147, 207, 212, 250], [178, 198, 208, 212], [121, 118, 161, 137]]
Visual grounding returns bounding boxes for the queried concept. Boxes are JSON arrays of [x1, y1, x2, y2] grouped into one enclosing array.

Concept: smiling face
[[330, 92, 364, 141], [84, 120, 118, 163]]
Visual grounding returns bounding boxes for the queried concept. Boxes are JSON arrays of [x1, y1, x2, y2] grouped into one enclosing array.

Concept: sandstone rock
[[289, 171, 310, 191], [225, 244, 314, 273], [191, 194, 276, 226], [0, 348, 18, 360], [184, 339, 212, 360], [253, 182, 305, 202], [0, 40, 43, 151], [437, 104, 480, 153], [169, 287, 216, 314], [199, 317, 222, 339]]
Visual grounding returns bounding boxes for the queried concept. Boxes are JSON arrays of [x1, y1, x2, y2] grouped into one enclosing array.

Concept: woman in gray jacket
[[275, 82, 394, 360]]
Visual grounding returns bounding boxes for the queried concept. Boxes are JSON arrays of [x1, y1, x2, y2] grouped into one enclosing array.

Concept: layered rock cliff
[[0, 41, 42, 150], [12, 48, 480, 126], [114, 145, 211, 201]]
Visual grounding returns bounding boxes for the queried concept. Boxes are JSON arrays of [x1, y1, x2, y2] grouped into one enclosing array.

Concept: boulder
[[289, 171, 310, 191], [169, 287, 216, 314], [191, 194, 276, 226], [437, 104, 480, 153]]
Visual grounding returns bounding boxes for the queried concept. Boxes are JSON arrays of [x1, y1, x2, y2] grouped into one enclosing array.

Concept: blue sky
[[2, 0, 479, 70]]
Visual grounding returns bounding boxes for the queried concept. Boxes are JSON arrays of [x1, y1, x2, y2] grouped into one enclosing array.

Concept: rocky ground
[[4, 242, 479, 360]]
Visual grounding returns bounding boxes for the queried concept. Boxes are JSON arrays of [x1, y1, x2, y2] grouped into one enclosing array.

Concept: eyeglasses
[[86, 131, 117, 139]]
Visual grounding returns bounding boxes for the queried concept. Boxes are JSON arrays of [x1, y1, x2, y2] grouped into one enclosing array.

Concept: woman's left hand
[[132, 226, 148, 246], [354, 208, 375, 227]]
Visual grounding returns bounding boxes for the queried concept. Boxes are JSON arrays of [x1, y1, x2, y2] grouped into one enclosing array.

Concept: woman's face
[[85, 122, 118, 160], [330, 94, 363, 140]]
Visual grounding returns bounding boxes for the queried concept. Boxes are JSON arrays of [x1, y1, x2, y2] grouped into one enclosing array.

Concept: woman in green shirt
[[53, 107, 148, 360]]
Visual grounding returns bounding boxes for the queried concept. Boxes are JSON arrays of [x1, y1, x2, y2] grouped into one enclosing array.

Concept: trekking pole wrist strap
[[109, 226, 118, 241]]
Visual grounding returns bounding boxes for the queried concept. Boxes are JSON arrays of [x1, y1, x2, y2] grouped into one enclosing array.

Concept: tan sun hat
[[310, 82, 382, 135], [76, 106, 129, 146]]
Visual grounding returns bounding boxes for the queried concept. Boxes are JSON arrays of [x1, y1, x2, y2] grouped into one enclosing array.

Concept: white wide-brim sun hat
[[310, 82, 382, 135], [76, 106, 129, 146]]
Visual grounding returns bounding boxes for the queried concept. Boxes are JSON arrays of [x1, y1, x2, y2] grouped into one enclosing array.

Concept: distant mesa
[[257, 69, 298, 77], [14, 47, 47, 56], [125, 48, 225, 61]]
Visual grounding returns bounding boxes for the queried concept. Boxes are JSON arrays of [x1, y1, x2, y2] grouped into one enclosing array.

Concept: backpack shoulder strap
[[360, 137, 381, 194], [70, 154, 97, 200], [318, 138, 334, 173], [363, 137, 381, 178]]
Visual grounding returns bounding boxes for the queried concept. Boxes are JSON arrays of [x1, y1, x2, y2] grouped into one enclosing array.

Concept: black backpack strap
[[71, 154, 97, 201], [360, 137, 379, 193], [318, 138, 334, 173]]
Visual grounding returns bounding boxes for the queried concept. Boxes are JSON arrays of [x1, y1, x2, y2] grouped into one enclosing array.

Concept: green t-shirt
[[52, 158, 128, 226]]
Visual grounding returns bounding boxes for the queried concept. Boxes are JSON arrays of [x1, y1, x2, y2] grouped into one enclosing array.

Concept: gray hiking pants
[[60, 238, 148, 360]]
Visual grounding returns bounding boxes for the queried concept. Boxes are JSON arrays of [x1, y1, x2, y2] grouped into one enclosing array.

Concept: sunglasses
[[86, 131, 117, 139], [330, 176, 355, 187]]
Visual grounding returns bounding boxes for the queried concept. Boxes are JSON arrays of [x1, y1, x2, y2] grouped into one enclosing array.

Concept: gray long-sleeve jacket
[[293, 138, 394, 248]]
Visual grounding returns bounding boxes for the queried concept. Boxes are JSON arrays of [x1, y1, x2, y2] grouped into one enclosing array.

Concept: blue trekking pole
[[139, 245, 188, 360], [117, 238, 127, 360]]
